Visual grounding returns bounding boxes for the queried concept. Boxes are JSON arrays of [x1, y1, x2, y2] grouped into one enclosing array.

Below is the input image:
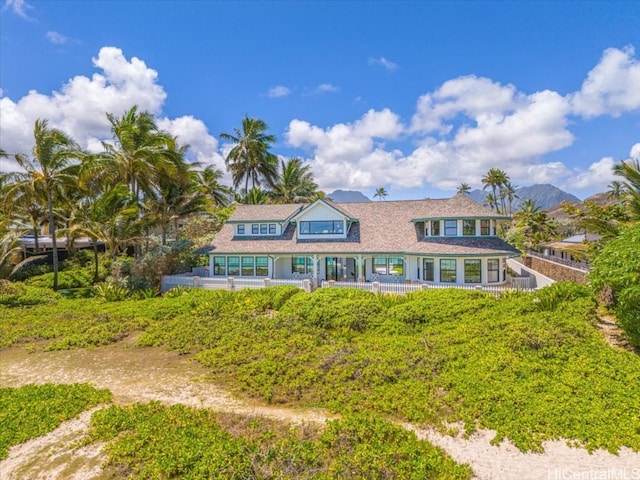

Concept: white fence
[[163, 274, 534, 297], [161, 275, 309, 293]]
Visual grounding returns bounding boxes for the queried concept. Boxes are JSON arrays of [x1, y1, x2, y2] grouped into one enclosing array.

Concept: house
[[538, 233, 600, 265], [199, 193, 520, 286]]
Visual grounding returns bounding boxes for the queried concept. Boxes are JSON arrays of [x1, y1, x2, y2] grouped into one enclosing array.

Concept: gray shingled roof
[[200, 195, 519, 257], [225, 203, 304, 223]]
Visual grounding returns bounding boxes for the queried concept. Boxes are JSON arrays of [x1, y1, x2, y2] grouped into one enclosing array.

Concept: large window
[[373, 256, 404, 275], [463, 219, 476, 236], [227, 256, 240, 276], [444, 220, 457, 236], [464, 259, 481, 283], [487, 258, 499, 283], [299, 220, 344, 235], [480, 220, 490, 236], [213, 256, 226, 275], [237, 225, 245, 235], [431, 220, 440, 236], [423, 258, 434, 281], [242, 257, 254, 276], [440, 259, 456, 283], [373, 256, 387, 274], [292, 257, 313, 274], [256, 257, 269, 276]]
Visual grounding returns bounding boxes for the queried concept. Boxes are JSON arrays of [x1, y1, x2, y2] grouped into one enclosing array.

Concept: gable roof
[[203, 196, 519, 257], [289, 198, 357, 222]]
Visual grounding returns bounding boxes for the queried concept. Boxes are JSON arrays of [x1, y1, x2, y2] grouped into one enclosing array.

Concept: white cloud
[[0, 47, 168, 155], [46, 31, 67, 45], [267, 85, 291, 98], [368, 56, 398, 71], [570, 46, 640, 117], [564, 157, 617, 191], [314, 83, 339, 94], [629, 142, 640, 161], [3, 0, 33, 19], [157, 116, 228, 180]]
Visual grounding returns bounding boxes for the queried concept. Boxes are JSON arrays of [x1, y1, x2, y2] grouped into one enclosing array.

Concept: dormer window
[[431, 220, 440, 236], [237, 225, 245, 235], [300, 220, 344, 235]]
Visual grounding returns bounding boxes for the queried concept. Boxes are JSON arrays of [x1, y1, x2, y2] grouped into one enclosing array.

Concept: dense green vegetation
[[3, 284, 639, 454], [87, 402, 470, 479], [0, 383, 111, 459]]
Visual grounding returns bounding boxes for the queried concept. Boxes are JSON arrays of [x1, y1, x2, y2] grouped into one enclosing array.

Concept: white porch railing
[[163, 274, 534, 297], [161, 275, 310, 293]]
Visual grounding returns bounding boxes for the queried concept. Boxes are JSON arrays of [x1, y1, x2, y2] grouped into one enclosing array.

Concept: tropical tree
[[100, 106, 180, 201], [502, 182, 519, 216], [196, 166, 231, 207], [482, 168, 509, 213], [512, 199, 558, 251], [607, 180, 624, 200], [374, 187, 388, 201], [3, 120, 81, 289], [456, 183, 471, 195], [613, 159, 640, 220], [220, 116, 278, 192], [270, 158, 321, 204]]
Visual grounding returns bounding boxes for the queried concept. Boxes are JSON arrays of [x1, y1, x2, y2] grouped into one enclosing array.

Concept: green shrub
[[278, 288, 385, 333], [93, 282, 131, 302], [0, 282, 60, 307], [8, 256, 51, 281]]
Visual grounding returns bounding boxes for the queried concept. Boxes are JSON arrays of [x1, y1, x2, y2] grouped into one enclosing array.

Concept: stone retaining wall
[[528, 256, 588, 284]]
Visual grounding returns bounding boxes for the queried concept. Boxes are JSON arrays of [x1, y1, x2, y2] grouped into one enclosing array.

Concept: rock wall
[[528, 256, 588, 284]]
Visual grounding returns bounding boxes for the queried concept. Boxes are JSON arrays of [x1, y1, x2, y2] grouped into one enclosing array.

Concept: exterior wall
[[528, 256, 588, 284], [294, 202, 348, 240], [233, 222, 283, 236], [507, 258, 555, 288]]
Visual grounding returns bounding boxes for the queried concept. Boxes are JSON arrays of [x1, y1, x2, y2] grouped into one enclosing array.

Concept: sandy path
[[1, 339, 638, 480]]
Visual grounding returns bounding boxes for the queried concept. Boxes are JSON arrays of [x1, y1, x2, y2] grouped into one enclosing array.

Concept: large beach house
[[198, 193, 520, 287]]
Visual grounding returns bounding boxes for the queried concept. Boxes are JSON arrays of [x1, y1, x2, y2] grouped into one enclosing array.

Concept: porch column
[[208, 255, 214, 277], [356, 255, 364, 282], [271, 256, 280, 279], [312, 254, 320, 288]]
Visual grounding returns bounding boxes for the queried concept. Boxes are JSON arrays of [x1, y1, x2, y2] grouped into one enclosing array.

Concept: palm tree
[[482, 168, 509, 213], [270, 158, 321, 204], [606, 180, 624, 200], [144, 165, 209, 245], [100, 106, 179, 201], [502, 182, 519, 216], [613, 159, 640, 220], [4, 120, 81, 289], [456, 183, 471, 195], [220, 116, 278, 192], [513, 199, 557, 250], [373, 187, 388, 201], [197, 166, 231, 207]]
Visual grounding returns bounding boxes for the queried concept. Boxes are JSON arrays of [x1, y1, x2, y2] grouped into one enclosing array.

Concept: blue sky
[[1, 1, 639, 201]]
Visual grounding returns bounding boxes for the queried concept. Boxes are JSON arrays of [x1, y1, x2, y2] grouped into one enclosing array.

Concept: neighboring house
[[538, 233, 600, 265], [199, 193, 520, 286]]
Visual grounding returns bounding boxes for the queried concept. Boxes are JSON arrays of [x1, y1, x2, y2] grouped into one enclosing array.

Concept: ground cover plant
[[87, 401, 471, 479], [139, 284, 640, 453], [0, 383, 111, 459], [2, 282, 640, 455]]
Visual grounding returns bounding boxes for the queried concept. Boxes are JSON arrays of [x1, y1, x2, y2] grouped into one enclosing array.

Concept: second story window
[[480, 219, 490, 235], [463, 219, 476, 236], [444, 219, 457, 236], [431, 220, 440, 236], [237, 225, 245, 235], [299, 220, 344, 235], [251, 224, 259, 234]]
